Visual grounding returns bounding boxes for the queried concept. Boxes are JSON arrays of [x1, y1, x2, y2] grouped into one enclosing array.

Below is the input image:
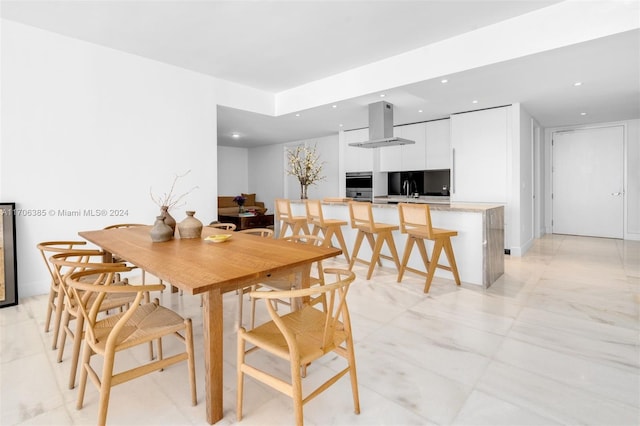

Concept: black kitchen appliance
[[346, 172, 373, 201]]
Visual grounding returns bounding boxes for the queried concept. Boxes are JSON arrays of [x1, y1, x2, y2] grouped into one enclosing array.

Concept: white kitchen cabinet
[[450, 106, 509, 202], [342, 128, 373, 172], [379, 122, 426, 171], [399, 122, 427, 171], [425, 118, 451, 170], [379, 126, 403, 171]]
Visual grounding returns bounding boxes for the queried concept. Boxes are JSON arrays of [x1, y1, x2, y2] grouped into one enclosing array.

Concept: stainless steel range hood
[[348, 101, 415, 148]]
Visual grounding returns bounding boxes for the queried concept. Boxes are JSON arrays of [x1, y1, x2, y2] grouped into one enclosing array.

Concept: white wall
[[246, 144, 284, 215], [516, 105, 535, 255], [217, 146, 249, 200], [625, 119, 639, 239], [1, 20, 220, 297], [543, 118, 640, 241], [246, 134, 340, 212], [534, 121, 545, 238]]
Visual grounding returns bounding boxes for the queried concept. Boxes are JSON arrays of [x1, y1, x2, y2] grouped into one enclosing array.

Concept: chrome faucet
[[402, 180, 410, 197]]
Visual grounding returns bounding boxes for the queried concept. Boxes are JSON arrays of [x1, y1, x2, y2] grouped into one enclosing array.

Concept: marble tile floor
[[1, 234, 638, 425]]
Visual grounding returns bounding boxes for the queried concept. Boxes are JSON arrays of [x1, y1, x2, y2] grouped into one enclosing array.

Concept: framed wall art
[[1, 203, 18, 308]]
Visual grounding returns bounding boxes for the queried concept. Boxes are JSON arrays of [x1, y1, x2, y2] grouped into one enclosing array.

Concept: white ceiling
[[3, 0, 639, 148]]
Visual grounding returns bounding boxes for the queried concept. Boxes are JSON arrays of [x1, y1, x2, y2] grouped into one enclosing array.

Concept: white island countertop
[[290, 198, 505, 287], [314, 197, 504, 213]]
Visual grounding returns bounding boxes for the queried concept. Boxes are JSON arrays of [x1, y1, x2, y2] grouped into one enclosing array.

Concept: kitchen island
[[289, 199, 504, 288]]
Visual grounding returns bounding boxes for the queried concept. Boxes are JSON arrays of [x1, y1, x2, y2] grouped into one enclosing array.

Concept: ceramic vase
[[160, 205, 176, 232], [178, 211, 203, 239], [150, 215, 174, 242]]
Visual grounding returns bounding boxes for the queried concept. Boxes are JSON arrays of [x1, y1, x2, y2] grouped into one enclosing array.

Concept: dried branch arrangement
[[150, 170, 199, 210]]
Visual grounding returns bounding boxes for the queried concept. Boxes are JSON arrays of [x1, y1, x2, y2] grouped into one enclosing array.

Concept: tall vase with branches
[[150, 170, 198, 232], [285, 144, 325, 199]]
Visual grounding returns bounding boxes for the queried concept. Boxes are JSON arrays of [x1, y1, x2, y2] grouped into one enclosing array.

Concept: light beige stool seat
[[397, 203, 461, 292], [305, 199, 350, 263], [275, 198, 310, 238], [348, 201, 401, 280]]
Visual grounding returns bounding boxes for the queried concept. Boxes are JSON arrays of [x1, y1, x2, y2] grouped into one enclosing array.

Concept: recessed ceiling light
[[574, 82, 583, 86], [441, 79, 448, 84], [295, 113, 300, 117], [418, 109, 423, 113], [472, 100, 478, 104], [339, 124, 343, 127], [332, 104, 337, 109], [231, 133, 240, 138], [379, 94, 386, 98], [580, 112, 587, 116]]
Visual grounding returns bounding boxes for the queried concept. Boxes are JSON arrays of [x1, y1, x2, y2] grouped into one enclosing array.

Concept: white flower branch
[[285, 144, 325, 187]]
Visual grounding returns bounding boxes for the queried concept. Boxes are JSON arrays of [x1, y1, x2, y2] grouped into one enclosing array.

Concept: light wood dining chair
[[245, 234, 327, 330], [37, 240, 88, 350], [348, 201, 401, 279], [237, 269, 359, 426], [305, 199, 351, 263], [275, 198, 310, 238], [237, 228, 274, 238], [49, 251, 135, 389], [207, 222, 237, 231], [68, 267, 197, 426], [397, 203, 461, 292]]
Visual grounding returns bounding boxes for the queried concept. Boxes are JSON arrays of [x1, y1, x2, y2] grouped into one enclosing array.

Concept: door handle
[[611, 192, 623, 196], [451, 148, 456, 194]]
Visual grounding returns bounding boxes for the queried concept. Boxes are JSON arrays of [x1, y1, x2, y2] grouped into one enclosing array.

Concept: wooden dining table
[[78, 225, 341, 424]]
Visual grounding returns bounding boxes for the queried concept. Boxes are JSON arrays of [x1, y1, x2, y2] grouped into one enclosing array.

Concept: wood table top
[[79, 226, 340, 295]]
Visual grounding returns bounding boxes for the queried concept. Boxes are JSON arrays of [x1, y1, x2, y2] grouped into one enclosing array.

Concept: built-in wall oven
[[346, 172, 373, 201]]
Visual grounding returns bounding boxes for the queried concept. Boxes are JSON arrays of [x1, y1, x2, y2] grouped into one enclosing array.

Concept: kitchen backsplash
[[387, 169, 450, 196]]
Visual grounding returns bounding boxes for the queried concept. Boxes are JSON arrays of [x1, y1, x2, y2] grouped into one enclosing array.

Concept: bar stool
[[397, 203, 461, 293], [348, 201, 401, 280], [275, 198, 310, 238], [305, 199, 351, 263]]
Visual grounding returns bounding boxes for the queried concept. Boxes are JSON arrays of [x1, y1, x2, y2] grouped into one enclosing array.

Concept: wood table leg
[[292, 264, 312, 310], [202, 289, 224, 424]]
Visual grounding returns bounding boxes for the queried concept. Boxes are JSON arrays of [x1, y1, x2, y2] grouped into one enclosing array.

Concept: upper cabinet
[[342, 128, 373, 172], [378, 120, 451, 172], [345, 119, 451, 173], [378, 126, 405, 171], [379, 122, 427, 171], [398, 122, 427, 171], [450, 106, 510, 203], [425, 119, 451, 170]]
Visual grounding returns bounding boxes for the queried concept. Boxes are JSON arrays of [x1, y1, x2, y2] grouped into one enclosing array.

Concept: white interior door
[[552, 126, 624, 238]]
